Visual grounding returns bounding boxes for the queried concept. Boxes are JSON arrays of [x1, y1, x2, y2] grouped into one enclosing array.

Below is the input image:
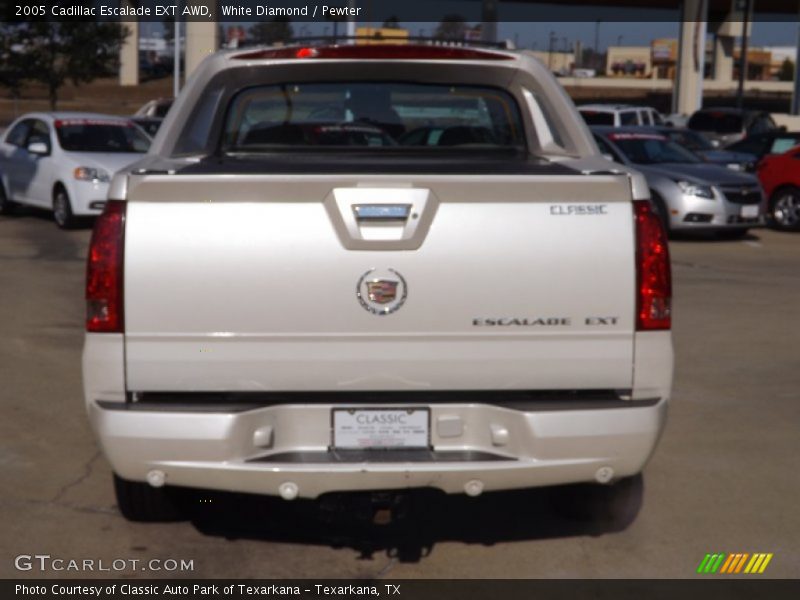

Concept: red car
[[756, 145, 800, 231]]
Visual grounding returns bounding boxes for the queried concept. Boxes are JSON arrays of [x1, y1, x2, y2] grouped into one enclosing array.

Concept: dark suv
[[687, 108, 777, 147]]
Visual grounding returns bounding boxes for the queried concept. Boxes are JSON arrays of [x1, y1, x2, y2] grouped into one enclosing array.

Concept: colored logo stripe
[[698, 553, 773, 574]]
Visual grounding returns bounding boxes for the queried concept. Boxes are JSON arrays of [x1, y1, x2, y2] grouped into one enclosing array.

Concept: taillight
[[634, 200, 671, 331], [86, 200, 125, 332]]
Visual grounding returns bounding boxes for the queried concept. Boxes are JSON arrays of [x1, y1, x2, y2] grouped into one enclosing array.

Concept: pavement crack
[[50, 450, 102, 503]]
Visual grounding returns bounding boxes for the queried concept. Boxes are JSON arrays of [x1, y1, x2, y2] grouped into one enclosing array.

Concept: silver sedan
[[593, 126, 766, 237]]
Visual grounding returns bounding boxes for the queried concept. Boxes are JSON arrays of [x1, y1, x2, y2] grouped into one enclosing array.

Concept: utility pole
[[173, 3, 181, 98], [792, 5, 800, 114], [594, 20, 601, 70], [735, 0, 752, 109]]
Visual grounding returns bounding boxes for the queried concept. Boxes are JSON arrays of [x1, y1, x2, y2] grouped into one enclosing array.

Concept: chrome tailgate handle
[[353, 204, 411, 222], [325, 188, 438, 251]]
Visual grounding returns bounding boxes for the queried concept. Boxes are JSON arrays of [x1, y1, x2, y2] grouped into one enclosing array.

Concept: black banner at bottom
[[5, 580, 800, 600]]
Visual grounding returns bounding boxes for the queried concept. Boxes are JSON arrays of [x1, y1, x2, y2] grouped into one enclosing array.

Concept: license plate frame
[[331, 407, 431, 450]]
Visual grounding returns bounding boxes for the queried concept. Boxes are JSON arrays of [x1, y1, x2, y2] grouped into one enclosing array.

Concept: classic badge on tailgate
[[357, 268, 407, 315]]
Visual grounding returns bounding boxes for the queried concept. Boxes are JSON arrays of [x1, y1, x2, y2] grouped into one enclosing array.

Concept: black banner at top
[[2, 0, 797, 23]]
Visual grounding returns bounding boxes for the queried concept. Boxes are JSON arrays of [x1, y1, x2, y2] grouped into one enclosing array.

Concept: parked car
[[579, 104, 665, 127], [0, 112, 151, 228], [84, 43, 673, 523], [754, 144, 800, 231], [725, 131, 800, 166], [686, 107, 778, 147], [655, 127, 756, 171], [593, 126, 765, 237], [134, 98, 173, 119]]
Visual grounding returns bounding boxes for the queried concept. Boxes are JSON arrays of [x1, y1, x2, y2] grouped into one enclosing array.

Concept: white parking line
[[744, 241, 762, 248]]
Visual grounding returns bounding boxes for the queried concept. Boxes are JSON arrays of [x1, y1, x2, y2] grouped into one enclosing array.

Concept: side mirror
[[27, 142, 49, 156]]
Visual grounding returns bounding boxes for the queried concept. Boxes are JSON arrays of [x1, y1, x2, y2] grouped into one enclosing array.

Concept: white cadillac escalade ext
[[82, 43, 673, 522]]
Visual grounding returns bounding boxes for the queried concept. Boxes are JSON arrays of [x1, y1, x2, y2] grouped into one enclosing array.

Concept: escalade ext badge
[[356, 268, 407, 315]]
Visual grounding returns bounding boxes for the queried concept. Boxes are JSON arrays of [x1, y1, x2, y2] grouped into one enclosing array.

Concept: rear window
[[55, 120, 151, 153], [580, 111, 614, 126], [665, 130, 713, 151], [687, 111, 743, 134], [607, 133, 701, 164], [220, 82, 526, 153], [769, 136, 800, 154]]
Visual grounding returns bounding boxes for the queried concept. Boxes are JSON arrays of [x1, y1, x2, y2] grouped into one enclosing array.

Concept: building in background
[[354, 27, 410, 44], [606, 46, 651, 77]]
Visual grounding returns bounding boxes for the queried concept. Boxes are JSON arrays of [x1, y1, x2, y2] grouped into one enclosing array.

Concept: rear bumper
[[89, 397, 668, 499]]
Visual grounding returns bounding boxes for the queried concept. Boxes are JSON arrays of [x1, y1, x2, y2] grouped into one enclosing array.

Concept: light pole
[[594, 20, 602, 70], [735, 0, 752, 109], [173, 3, 181, 98]]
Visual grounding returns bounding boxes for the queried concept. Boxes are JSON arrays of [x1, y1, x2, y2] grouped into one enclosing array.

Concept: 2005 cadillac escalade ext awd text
[[82, 43, 673, 522]]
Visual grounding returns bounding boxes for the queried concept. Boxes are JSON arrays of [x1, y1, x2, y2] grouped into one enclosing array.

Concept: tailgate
[[123, 173, 637, 392]]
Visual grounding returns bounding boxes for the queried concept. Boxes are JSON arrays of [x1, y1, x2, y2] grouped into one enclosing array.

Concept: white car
[[579, 104, 665, 127], [0, 112, 150, 228]]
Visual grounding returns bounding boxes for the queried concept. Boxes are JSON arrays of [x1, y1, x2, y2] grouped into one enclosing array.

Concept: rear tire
[[113, 474, 185, 522], [53, 188, 78, 229], [0, 182, 17, 215], [768, 186, 800, 231]]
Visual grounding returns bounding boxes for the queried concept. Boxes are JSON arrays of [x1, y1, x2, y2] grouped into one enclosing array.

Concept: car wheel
[[113, 474, 185, 522], [53, 188, 78, 229], [769, 186, 800, 231], [0, 182, 17, 215]]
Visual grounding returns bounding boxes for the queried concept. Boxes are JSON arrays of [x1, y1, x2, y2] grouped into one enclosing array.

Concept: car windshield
[[607, 133, 702, 164], [687, 111, 743, 134], [55, 120, 151, 153], [666, 130, 713, 151], [580, 111, 615, 126], [221, 82, 526, 153]]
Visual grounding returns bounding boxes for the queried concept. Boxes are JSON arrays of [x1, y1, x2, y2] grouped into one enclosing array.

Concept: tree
[[382, 17, 401, 29], [434, 14, 467, 41], [778, 58, 795, 82], [0, 23, 29, 102], [13, 21, 128, 109], [249, 17, 294, 46]]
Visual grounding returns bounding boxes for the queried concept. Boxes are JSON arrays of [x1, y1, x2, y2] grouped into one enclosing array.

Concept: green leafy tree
[[434, 14, 467, 41], [778, 58, 795, 82], [14, 21, 128, 109], [249, 17, 294, 46]]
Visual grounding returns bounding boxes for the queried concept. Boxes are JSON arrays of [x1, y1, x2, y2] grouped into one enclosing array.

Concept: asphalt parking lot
[[1, 210, 798, 579]]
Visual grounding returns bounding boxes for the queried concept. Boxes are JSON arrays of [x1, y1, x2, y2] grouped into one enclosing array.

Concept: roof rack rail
[[234, 36, 514, 50]]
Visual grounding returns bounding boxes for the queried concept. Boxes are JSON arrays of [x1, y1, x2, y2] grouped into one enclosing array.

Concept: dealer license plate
[[332, 408, 430, 449], [741, 205, 759, 218]]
